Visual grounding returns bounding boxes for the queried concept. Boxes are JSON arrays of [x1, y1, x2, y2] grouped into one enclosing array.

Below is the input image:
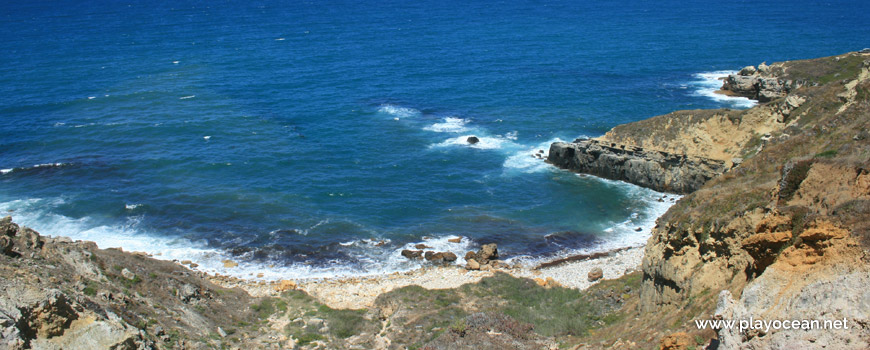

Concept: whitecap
[[125, 204, 143, 210], [203, 136, 211, 140], [423, 117, 470, 133], [180, 95, 195, 100], [509, 179, 680, 266], [690, 71, 757, 108], [502, 138, 563, 173], [377, 104, 419, 118], [0, 169, 12, 175], [431, 135, 513, 150]]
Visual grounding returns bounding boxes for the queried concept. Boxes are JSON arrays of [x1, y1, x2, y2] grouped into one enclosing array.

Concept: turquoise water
[[1, 0, 868, 278]]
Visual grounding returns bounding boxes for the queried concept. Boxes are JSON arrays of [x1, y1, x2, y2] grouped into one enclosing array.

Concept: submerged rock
[[466, 136, 480, 144]]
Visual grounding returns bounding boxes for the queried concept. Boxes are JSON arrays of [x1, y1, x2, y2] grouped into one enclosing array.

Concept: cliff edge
[[556, 51, 870, 349]]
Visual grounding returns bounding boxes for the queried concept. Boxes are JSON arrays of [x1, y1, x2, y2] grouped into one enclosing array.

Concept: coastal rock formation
[[720, 61, 807, 102], [548, 139, 727, 194], [633, 52, 870, 349], [0, 216, 292, 349]]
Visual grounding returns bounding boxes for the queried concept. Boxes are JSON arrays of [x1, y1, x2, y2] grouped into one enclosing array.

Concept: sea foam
[[424, 117, 470, 133], [691, 71, 757, 108], [377, 104, 420, 118]]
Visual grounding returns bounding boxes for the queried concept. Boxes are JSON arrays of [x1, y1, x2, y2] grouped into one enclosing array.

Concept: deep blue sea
[[1, 0, 868, 279]]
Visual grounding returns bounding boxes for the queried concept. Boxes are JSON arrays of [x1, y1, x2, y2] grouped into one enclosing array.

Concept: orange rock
[[660, 332, 691, 350], [274, 280, 297, 292], [533, 278, 547, 287], [545, 277, 561, 288]]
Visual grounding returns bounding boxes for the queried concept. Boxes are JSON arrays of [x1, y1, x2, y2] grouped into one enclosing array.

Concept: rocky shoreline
[[547, 138, 728, 194], [3, 51, 869, 349]]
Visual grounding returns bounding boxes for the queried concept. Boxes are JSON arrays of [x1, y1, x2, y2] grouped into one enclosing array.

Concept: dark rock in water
[[547, 140, 728, 194], [425, 251, 443, 263], [423, 251, 458, 264], [635, 227, 643, 232], [414, 244, 430, 250], [401, 249, 423, 260], [466, 136, 480, 144], [465, 251, 476, 260], [588, 267, 604, 282], [448, 237, 462, 243]]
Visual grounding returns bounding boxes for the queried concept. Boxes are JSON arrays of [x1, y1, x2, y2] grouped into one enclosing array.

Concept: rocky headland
[[2, 51, 869, 349]]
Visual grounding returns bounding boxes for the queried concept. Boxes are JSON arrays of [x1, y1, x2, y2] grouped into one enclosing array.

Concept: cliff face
[[635, 52, 870, 348], [548, 139, 727, 194]]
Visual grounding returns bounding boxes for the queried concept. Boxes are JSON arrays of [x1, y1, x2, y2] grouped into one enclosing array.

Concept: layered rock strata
[[547, 139, 727, 194]]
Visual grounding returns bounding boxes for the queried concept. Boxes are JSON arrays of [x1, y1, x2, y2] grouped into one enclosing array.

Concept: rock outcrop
[[720, 61, 811, 102], [633, 52, 870, 349], [548, 139, 728, 194]]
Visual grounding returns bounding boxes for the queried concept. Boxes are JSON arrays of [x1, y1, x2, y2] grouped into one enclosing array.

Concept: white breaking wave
[[509, 177, 680, 266], [0, 197, 440, 281], [431, 134, 516, 150], [377, 104, 420, 118], [1, 163, 71, 175], [125, 204, 143, 210], [424, 117, 470, 133], [502, 138, 563, 173], [691, 71, 757, 108]]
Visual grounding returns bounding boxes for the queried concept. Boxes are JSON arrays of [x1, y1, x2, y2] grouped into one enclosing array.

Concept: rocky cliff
[[548, 139, 727, 194], [636, 52, 870, 348], [546, 51, 870, 349]]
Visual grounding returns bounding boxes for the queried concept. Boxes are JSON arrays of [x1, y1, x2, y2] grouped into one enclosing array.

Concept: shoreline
[[205, 245, 647, 309]]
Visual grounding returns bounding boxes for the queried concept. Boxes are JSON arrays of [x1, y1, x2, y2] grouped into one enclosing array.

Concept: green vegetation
[[778, 160, 814, 203], [251, 298, 279, 319], [814, 149, 838, 158], [83, 285, 97, 297], [316, 305, 369, 338]]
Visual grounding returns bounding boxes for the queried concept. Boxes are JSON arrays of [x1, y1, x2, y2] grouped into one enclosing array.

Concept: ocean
[[1, 0, 867, 279]]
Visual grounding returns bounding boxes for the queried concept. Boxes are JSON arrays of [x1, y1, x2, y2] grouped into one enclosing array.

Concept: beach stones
[[465, 258, 480, 270], [447, 237, 462, 243], [414, 244, 430, 250], [274, 280, 297, 292], [222, 259, 239, 268], [466, 136, 480, 144], [588, 267, 604, 282]]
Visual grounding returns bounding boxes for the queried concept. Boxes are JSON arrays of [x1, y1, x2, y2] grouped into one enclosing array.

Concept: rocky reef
[[548, 139, 728, 194]]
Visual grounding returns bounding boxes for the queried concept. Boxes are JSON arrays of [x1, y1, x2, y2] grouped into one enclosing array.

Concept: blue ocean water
[[1, 0, 868, 278]]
